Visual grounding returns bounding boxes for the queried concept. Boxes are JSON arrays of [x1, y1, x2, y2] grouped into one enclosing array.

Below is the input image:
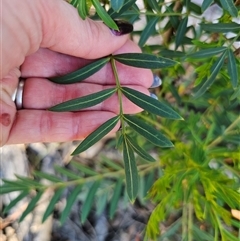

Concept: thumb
[[2, 0, 132, 78], [40, 0, 133, 58]]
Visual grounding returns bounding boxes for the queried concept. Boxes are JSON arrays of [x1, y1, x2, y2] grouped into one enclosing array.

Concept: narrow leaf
[[175, 17, 188, 49], [227, 49, 238, 88], [91, 0, 118, 30], [124, 115, 174, 147], [70, 0, 78, 7], [49, 88, 116, 112], [109, 0, 137, 18], [34, 171, 62, 183], [49, 58, 110, 84], [194, 51, 227, 98], [122, 87, 182, 119], [200, 23, 240, 33], [123, 137, 138, 202], [109, 179, 123, 219], [19, 190, 44, 222], [78, 0, 87, 19], [71, 161, 98, 176], [0, 186, 29, 194], [42, 188, 65, 223], [220, 0, 238, 17], [15, 176, 43, 188], [187, 47, 227, 59], [96, 192, 109, 215], [201, 0, 213, 12], [81, 181, 101, 223], [111, 0, 124, 12], [126, 135, 156, 162], [3, 191, 29, 214], [139, 17, 160, 47], [60, 185, 82, 224], [113, 53, 177, 69], [54, 165, 80, 180], [72, 115, 120, 155]]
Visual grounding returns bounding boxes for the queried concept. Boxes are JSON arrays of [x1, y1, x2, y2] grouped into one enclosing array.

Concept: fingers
[[20, 40, 153, 88], [0, 68, 20, 146], [6, 110, 119, 145], [2, 0, 130, 77], [22, 78, 149, 114]]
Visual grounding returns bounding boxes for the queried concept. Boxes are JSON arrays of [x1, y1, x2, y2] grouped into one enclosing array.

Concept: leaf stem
[[207, 116, 240, 148]]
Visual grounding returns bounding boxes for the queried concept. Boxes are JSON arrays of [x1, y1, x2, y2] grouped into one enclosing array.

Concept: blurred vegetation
[[1, 0, 239, 240]]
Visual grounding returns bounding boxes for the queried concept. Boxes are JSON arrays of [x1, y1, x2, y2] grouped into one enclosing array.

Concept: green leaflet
[[3, 191, 29, 214], [126, 135, 156, 162], [91, 0, 118, 30], [49, 57, 110, 84], [60, 185, 82, 224], [19, 190, 44, 222], [124, 115, 174, 147], [110, 0, 124, 12], [138, 16, 160, 47], [187, 47, 227, 59], [54, 165, 81, 180], [81, 181, 101, 223], [42, 188, 65, 223], [109, 178, 123, 219], [70, 161, 98, 176], [78, 0, 87, 19], [34, 171, 62, 183], [70, 0, 78, 7], [200, 23, 240, 33], [175, 17, 188, 49], [227, 49, 238, 89], [49, 88, 116, 112], [0, 185, 29, 194], [96, 191, 108, 215], [220, 0, 238, 17], [72, 115, 120, 155], [201, 0, 213, 12], [194, 51, 227, 98], [123, 136, 138, 202], [109, 0, 136, 18], [122, 87, 182, 119], [113, 53, 177, 69]]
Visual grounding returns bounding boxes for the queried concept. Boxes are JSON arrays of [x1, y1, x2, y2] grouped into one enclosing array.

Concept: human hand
[[1, 0, 156, 146]]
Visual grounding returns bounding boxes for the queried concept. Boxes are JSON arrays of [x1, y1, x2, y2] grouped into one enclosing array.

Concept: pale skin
[[0, 0, 152, 146]]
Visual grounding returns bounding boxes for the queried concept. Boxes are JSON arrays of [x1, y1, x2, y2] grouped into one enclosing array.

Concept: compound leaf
[[175, 17, 188, 49], [124, 115, 173, 147], [72, 115, 120, 155], [200, 23, 240, 33], [122, 87, 182, 119], [49, 88, 116, 112], [187, 47, 227, 59], [139, 16, 160, 47], [49, 58, 110, 84], [91, 0, 118, 30], [3, 190, 29, 214], [81, 181, 101, 223], [194, 51, 227, 98], [111, 0, 124, 12], [60, 185, 82, 224], [126, 135, 156, 162], [227, 49, 238, 88], [19, 190, 44, 222], [109, 178, 123, 219], [113, 53, 177, 69], [220, 0, 238, 17], [42, 188, 65, 223], [123, 136, 138, 202]]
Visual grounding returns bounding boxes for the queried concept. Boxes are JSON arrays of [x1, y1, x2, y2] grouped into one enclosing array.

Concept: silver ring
[[15, 79, 25, 110]]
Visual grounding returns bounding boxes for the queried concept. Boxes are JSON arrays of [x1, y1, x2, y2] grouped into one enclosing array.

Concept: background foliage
[[1, 0, 240, 240]]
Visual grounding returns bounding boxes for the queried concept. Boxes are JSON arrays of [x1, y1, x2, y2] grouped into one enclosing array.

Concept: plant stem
[[207, 116, 240, 149]]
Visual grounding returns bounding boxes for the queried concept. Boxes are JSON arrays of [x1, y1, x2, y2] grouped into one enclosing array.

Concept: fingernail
[[110, 20, 133, 36], [151, 74, 162, 88], [150, 93, 158, 100]]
